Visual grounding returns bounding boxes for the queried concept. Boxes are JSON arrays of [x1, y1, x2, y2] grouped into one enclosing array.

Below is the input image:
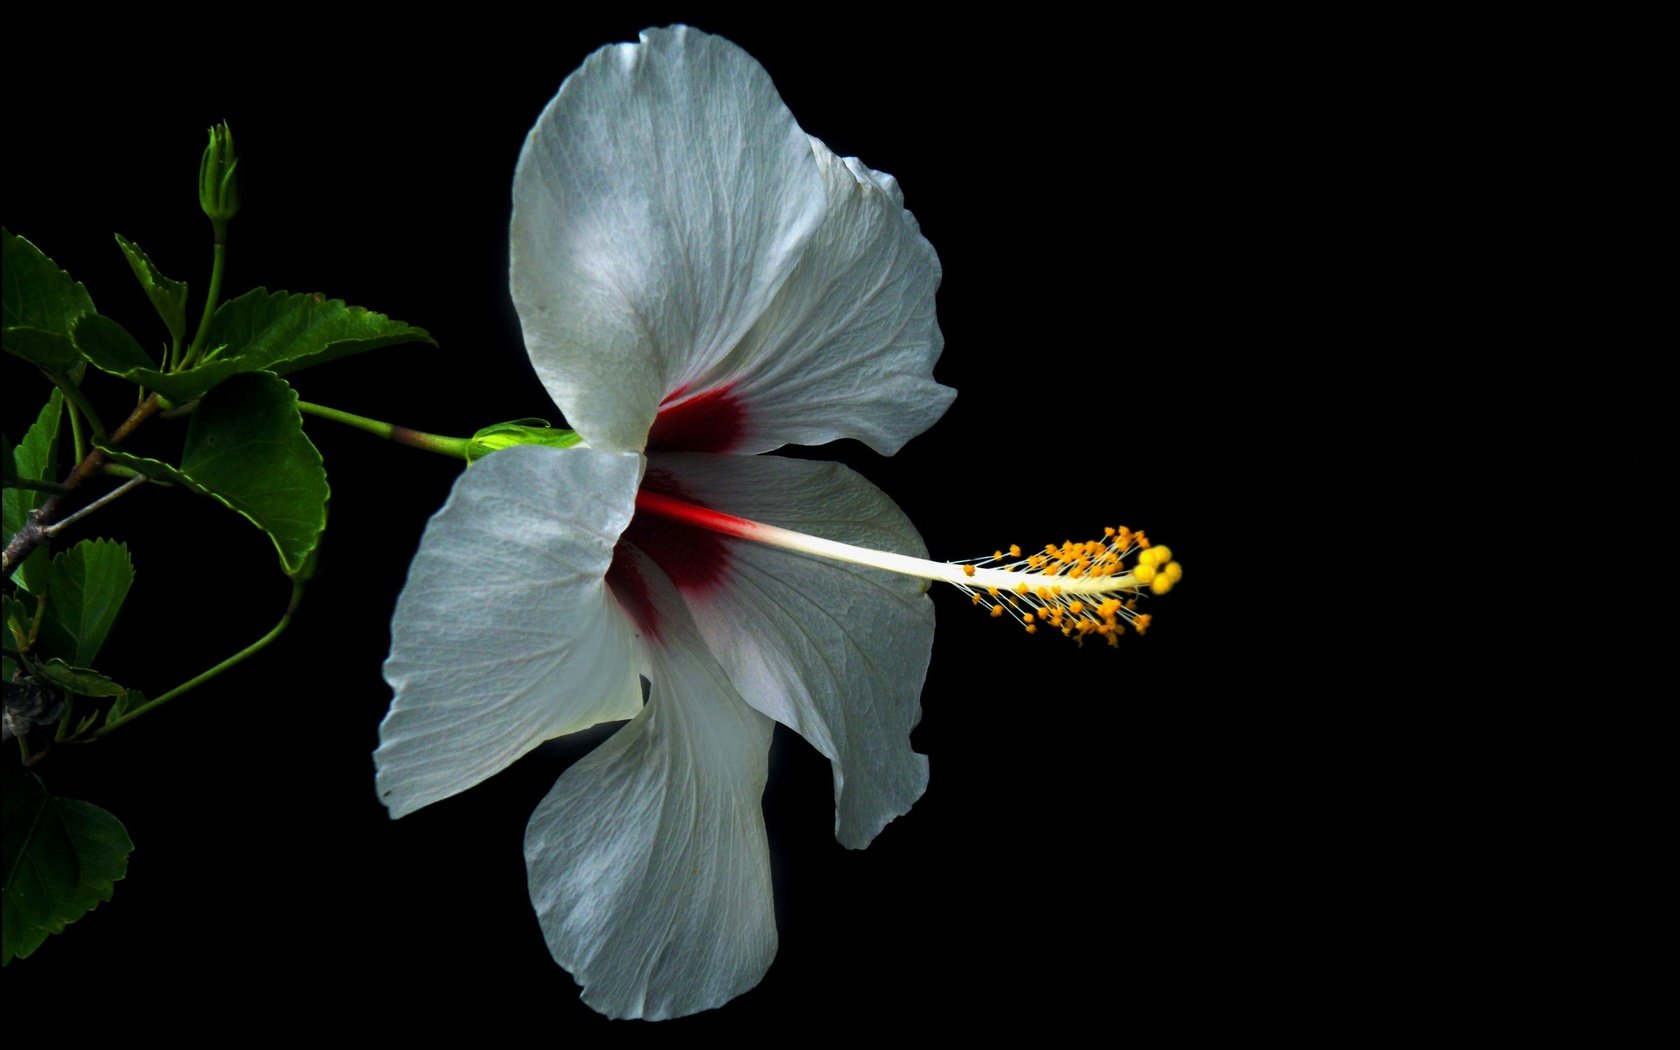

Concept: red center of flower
[[647, 384, 746, 453], [604, 468, 733, 640]]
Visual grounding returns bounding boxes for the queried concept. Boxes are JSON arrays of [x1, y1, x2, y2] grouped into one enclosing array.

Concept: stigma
[[634, 491, 1182, 645]]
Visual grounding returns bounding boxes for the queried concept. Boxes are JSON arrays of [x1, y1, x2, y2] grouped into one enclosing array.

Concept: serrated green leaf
[[73, 314, 153, 374], [1, 230, 96, 372], [37, 540, 132, 668], [33, 659, 125, 698], [83, 288, 433, 401], [1, 767, 132, 965], [3, 392, 63, 594], [98, 373, 326, 576], [113, 234, 188, 344]]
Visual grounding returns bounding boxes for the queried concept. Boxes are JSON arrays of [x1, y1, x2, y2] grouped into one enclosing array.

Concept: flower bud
[[198, 122, 240, 235]]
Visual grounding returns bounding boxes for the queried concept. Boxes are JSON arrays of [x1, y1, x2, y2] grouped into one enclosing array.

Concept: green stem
[[100, 579, 303, 735], [51, 373, 106, 445], [7, 477, 68, 495], [296, 400, 473, 459], [181, 240, 227, 369]]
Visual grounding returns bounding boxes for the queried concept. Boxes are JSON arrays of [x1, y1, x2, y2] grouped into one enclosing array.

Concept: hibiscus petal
[[526, 546, 776, 1020], [511, 25, 827, 453], [648, 453, 934, 849], [692, 140, 956, 456], [375, 447, 645, 818]]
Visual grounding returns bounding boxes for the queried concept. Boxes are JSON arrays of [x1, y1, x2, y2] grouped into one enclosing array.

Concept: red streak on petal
[[648, 384, 746, 453], [605, 552, 660, 640]]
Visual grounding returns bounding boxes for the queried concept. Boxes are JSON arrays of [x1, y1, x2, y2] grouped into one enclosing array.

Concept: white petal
[[526, 546, 776, 1020], [648, 453, 934, 849], [375, 447, 645, 818], [511, 25, 827, 453], [685, 140, 956, 456]]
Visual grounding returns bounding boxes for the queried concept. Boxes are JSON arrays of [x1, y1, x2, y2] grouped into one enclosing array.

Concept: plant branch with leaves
[[2, 123, 434, 964]]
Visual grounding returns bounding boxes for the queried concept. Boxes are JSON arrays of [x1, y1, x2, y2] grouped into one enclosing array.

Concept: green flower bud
[[466, 420, 585, 462], [198, 122, 240, 235]]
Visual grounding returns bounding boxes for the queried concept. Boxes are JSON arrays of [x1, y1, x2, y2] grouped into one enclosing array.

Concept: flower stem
[[99, 578, 304, 735], [296, 401, 472, 460], [181, 241, 227, 369]]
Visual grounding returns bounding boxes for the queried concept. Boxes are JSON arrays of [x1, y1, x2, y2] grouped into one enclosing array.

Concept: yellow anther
[[955, 525, 1178, 644]]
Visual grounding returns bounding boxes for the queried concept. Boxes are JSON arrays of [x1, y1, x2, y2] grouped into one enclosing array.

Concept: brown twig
[[2, 394, 160, 573]]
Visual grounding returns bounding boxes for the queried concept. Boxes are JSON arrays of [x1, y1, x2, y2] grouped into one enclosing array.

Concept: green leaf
[[3, 391, 64, 594], [37, 540, 133, 667], [33, 659, 125, 698], [2, 655, 16, 682], [98, 373, 327, 576], [1, 230, 96, 372], [73, 314, 153, 374], [84, 288, 433, 401], [114, 234, 188, 344], [3, 594, 29, 654], [108, 688, 147, 723], [1, 767, 132, 965]]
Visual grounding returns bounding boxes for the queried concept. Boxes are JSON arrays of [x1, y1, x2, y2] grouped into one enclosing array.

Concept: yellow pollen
[[954, 528, 1182, 644]]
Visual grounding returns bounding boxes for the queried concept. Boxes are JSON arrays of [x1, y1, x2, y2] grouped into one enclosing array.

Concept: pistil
[[634, 490, 1182, 644]]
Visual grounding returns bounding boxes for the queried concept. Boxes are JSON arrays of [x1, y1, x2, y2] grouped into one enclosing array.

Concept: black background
[[4, 11, 1281, 1037]]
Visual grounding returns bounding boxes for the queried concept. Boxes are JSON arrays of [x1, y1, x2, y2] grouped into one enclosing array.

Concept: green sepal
[[466, 420, 584, 462], [37, 539, 133, 668], [33, 659, 125, 698], [1, 230, 96, 371], [98, 372, 327, 577], [114, 234, 188, 344], [1, 766, 132, 965], [3, 391, 64, 594], [198, 122, 240, 230], [83, 288, 433, 402]]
